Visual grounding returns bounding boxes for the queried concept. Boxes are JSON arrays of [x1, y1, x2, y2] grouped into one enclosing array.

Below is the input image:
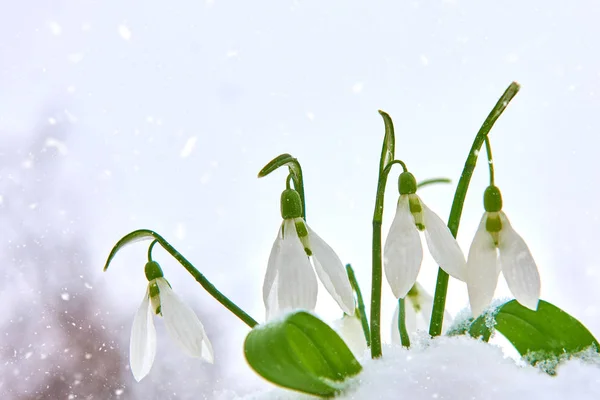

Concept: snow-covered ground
[[228, 336, 600, 400]]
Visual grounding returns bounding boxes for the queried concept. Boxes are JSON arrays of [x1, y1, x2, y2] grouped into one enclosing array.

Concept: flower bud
[[280, 189, 303, 219], [144, 261, 164, 281], [483, 185, 503, 212], [398, 171, 417, 195]]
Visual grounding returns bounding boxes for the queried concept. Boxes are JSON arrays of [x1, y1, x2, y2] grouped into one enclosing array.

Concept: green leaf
[[244, 311, 362, 397], [103, 229, 159, 271], [258, 153, 306, 220], [258, 153, 301, 181], [377, 110, 395, 174], [417, 177, 452, 190], [465, 300, 599, 366]]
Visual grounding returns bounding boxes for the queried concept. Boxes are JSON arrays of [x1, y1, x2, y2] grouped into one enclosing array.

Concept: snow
[[227, 336, 600, 400]]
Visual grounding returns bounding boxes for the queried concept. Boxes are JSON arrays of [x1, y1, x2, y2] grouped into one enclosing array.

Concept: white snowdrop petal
[[412, 286, 434, 332], [384, 196, 423, 299], [264, 271, 280, 321], [333, 315, 367, 357], [275, 220, 318, 315], [308, 226, 355, 315], [156, 278, 214, 363], [202, 336, 215, 364], [130, 288, 157, 382], [422, 199, 467, 281], [263, 225, 283, 319], [467, 214, 500, 317], [498, 212, 541, 311]]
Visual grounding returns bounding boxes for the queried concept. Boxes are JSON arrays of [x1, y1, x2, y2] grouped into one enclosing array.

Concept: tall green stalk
[[398, 298, 410, 348], [370, 110, 397, 359], [428, 82, 521, 337]]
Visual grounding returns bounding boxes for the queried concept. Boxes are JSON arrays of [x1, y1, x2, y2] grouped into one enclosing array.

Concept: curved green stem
[[258, 154, 306, 220], [429, 82, 520, 337], [105, 229, 258, 328], [398, 298, 410, 348], [147, 239, 158, 262], [384, 159, 408, 174], [346, 264, 370, 347]]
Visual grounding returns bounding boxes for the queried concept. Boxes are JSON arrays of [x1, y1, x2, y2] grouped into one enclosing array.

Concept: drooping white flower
[[130, 261, 213, 382], [390, 282, 452, 344], [466, 186, 541, 317], [384, 172, 466, 299], [263, 188, 355, 320]]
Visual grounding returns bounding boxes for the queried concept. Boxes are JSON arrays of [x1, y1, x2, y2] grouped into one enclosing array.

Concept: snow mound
[[222, 335, 600, 400]]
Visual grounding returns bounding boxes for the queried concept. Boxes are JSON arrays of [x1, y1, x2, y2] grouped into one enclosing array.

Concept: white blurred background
[[1, 0, 599, 398]]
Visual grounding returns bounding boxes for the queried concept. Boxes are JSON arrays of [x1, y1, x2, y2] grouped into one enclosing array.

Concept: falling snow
[[118, 24, 132, 41]]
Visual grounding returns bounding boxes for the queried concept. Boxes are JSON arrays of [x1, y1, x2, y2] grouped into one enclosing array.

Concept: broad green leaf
[[244, 311, 362, 397], [462, 300, 598, 366], [103, 229, 159, 271], [377, 110, 395, 174]]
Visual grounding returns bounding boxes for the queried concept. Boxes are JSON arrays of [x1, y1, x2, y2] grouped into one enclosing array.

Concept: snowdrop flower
[[130, 261, 213, 382], [263, 188, 355, 320], [391, 283, 452, 344], [333, 314, 368, 357], [384, 171, 466, 299], [466, 185, 541, 317]]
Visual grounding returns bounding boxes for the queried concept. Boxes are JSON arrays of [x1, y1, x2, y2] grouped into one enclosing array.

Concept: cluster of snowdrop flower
[[121, 142, 542, 382], [122, 164, 541, 383], [104, 83, 597, 398], [384, 170, 540, 319]]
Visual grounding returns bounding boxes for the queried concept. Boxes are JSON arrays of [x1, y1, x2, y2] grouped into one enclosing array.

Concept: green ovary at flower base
[[466, 185, 541, 317], [130, 260, 213, 382], [383, 170, 467, 300], [263, 188, 355, 320]]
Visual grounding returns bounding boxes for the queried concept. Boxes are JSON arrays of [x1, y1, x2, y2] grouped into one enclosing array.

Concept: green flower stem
[[370, 219, 384, 359], [484, 136, 495, 185], [398, 298, 410, 348], [370, 159, 405, 359], [429, 82, 521, 337], [346, 264, 371, 347], [109, 229, 259, 328], [147, 239, 158, 262]]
